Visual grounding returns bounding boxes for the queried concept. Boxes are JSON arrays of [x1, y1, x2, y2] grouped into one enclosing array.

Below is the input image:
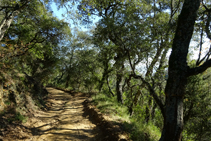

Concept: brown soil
[[0, 87, 129, 141]]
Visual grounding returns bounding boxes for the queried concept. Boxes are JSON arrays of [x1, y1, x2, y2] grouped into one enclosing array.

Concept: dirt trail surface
[[3, 87, 102, 141]]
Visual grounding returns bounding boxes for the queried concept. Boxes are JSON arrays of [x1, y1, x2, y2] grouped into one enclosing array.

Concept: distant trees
[[52, 29, 101, 92]]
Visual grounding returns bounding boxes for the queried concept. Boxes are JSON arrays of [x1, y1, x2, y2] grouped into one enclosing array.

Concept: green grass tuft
[[91, 93, 161, 141]]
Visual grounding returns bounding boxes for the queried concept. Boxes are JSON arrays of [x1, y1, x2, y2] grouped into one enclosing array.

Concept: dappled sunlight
[[19, 87, 98, 141]]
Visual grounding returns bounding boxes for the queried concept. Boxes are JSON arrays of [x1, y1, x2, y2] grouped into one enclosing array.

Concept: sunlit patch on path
[[20, 87, 100, 141]]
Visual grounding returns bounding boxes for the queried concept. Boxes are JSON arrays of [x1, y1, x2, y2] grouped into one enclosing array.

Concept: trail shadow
[[1, 88, 103, 141], [82, 99, 129, 141], [29, 88, 99, 140], [82, 100, 118, 141]]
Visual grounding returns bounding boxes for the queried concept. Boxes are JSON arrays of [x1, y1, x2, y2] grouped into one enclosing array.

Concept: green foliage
[[1, 0, 211, 140], [15, 112, 28, 123], [123, 120, 161, 141], [50, 28, 101, 92], [7, 112, 27, 123], [4, 101, 11, 105], [91, 92, 161, 141], [92, 93, 128, 117], [183, 70, 211, 141], [0, 0, 71, 122]]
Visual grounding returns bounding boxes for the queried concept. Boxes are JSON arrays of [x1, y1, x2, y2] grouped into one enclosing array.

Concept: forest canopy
[[1, 0, 211, 141]]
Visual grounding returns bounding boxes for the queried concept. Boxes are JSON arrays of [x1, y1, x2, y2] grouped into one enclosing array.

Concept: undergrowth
[[91, 93, 161, 141], [14, 112, 28, 123]]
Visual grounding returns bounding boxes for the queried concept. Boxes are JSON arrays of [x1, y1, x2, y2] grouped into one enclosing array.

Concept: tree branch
[[188, 59, 211, 76], [196, 26, 204, 66], [205, 10, 211, 40], [0, 0, 30, 41], [131, 74, 165, 117]]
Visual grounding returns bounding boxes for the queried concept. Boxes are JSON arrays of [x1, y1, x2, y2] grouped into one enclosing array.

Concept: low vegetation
[[1, 0, 211, 141], [91, 93, 161, 141]]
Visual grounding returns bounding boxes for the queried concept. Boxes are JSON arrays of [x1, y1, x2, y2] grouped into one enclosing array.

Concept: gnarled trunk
[[159, 1, 200, 141]]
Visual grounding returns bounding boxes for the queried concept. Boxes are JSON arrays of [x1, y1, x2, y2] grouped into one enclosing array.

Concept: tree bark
[[159, 0, 200, 141], [129, 89, 141, 116], [151, 102, 157, 120], [114, 51, 125, 104], [116, 69, 123, 104], [106, 76, 114, 97], [99, 58, 112, 92], [0, 10, 19, 41], [65, 74, 70, 88], [0, 1, 30, 41], [145, 96, 152, 123]]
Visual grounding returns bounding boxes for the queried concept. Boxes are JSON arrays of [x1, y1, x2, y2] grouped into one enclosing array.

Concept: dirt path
[[13, 88, 101, 141]]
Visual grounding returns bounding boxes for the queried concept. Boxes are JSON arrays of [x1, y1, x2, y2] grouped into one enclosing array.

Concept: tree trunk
[[99, 62, 110, 92], [0, 10, 19, 41], [159, 1, 200, 141], [65, 74, 70, 88], [151, 102, 157, 121], [129, 89, 141, 116], [116, 71, 123, 104], [106, 76, 114, 97], [145, 96, 152, 123]]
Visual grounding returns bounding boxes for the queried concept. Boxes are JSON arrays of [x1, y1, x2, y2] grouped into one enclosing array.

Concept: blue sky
[[50, 2, 99, 31], [51, 3, 64, 20]]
